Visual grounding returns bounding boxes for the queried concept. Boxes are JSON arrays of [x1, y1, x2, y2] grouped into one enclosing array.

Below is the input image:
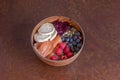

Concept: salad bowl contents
[[31, 16, 85, 66]]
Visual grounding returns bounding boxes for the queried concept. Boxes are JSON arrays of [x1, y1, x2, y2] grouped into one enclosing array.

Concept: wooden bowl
[[31, 16, 85, 66]]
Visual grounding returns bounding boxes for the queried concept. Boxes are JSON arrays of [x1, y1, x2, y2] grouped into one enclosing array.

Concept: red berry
[[50, 55, 58, 60], [63, 45, 70, 54], [55, 48, 63, 56], [58, 42, 66, 49], [66, 52, 74, 58], [61, 55, 67, 60], [79, 36, 82, 39]]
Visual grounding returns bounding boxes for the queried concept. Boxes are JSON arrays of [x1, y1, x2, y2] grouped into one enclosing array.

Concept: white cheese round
[[38, 23, 55, 35], [34, 33, 51, 42], [50, 30, 57, 41]]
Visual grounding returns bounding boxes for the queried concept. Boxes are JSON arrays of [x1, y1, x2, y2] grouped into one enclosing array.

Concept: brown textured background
[[0, 0, 120, 80]]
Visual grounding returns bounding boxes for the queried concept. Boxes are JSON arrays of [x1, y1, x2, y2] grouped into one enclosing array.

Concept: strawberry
[[55, 48, 63, 56], [58, 42, 67, 49], [50, 55, 58, 60], [61, 55, 67, 60], [63, 45, 70, 54]]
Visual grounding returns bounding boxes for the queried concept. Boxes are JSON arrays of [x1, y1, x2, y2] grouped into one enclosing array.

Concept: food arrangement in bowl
[[31, 16, 85, 66]]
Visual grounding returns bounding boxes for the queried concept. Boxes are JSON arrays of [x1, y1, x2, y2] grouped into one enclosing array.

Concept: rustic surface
[[0, 0, 120, 80]]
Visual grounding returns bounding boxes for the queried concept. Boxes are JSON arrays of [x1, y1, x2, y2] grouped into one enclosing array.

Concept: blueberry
[[62, 37, 65, 42], [69, 38, 73, 42], [73, 47, 78, 52], [77, 43, 82, 48], [66, 37, 70, 42], [75, 47, 80, 52], [70, 45, 73, 48], [76, 39, 80, 43], [72, 41, 77, 46], [68, 43, 73, 47], [71, 46, 75, 52], [76, 31, 81, 36], [64, 37, 69, 42], [73, 35, 78, 40]]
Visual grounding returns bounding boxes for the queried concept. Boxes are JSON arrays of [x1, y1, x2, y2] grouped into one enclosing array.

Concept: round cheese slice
[[50, 30, 57, 41], [34, 33, 51, 42], [38, 23, 55, 35]]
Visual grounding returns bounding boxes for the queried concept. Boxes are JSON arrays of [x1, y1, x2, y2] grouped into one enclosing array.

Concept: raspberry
[[50, 55, 58, 60], [58, 42, 67, 49], [61, 55, 67, 60], [55, 48, 63, 56], [78, 36, 82, 40], [66, 52, 74, 58], [63, 45, 70, 54]]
